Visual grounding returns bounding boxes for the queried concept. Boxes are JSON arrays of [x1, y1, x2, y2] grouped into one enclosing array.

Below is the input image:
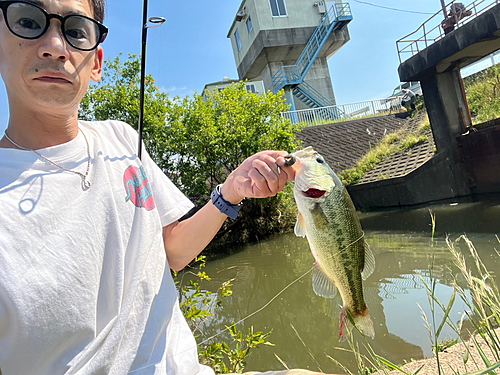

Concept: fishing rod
[[137, 0, 165, 160]]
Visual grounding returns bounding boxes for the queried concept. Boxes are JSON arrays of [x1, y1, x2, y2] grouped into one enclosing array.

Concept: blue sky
[[0, 0, 443, 134]]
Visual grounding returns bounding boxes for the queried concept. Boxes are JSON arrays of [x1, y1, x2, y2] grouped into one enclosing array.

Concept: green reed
[[327, 234, 500, 375]]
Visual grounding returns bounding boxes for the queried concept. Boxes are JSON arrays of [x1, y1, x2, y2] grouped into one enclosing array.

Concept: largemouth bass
[[286, 147, 375, 341]]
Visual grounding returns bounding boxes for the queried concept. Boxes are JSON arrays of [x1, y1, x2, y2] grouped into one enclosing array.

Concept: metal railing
[[397, 0, 500, 64], [282, 96, 403, 125]]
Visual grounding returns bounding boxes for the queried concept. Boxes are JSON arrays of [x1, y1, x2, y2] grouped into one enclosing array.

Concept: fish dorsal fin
[[361, 241, 376, 281], [294, 212, 306, 238], [312, 265, 338, 299]]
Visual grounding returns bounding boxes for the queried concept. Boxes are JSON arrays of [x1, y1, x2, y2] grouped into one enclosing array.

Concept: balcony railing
[[282, 96, 404, 125], [397, 0, 500, 64]]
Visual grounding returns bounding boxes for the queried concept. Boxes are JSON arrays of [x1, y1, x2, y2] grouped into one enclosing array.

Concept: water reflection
[[196, 202, 500, 373]]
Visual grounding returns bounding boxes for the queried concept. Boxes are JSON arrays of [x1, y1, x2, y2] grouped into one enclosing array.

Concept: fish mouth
[[302, 188, 326, 198]]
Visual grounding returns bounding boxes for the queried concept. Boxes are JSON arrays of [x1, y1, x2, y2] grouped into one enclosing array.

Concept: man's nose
[[37, 21, 69, 61]]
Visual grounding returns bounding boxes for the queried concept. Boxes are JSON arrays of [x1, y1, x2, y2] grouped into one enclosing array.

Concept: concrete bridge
[[346, 2, 500, 209]]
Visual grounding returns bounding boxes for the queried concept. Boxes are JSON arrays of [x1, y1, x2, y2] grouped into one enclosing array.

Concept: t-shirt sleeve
[[141, 147, 195, 227], [94, 119, 195, 227]]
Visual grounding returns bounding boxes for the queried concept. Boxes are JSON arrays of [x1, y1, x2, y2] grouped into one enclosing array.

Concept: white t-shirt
[[0, 120, 214, 375]]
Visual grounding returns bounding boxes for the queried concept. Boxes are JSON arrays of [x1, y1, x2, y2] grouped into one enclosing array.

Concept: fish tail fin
[[338, 307, 375, 342]]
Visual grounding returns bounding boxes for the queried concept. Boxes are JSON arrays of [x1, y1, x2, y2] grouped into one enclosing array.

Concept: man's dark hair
[[0, 0, 106, 23], [89, 0, 106, 23]]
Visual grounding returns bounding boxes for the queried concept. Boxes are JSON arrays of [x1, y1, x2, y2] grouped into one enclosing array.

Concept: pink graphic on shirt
[[123, 165, 155, 211]]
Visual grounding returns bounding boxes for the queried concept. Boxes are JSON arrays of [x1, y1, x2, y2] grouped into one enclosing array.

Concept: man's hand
[[219, 150, 295, 204]]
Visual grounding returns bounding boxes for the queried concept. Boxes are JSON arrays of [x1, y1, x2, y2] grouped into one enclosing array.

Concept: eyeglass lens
[[5, 2, 101, 50]]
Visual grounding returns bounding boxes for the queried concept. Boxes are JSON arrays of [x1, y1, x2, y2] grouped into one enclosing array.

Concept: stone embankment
[[296, 111, 435, 183], [296, 113, 411, 172]]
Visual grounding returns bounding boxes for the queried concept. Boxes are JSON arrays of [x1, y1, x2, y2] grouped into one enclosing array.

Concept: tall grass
[[328, 235, 500, 375], [465, 63, 500, 124]]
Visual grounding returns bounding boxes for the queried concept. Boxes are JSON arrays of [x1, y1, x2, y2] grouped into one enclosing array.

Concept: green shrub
[[173, 256, 273, 373], [465, 63, 500, 124]]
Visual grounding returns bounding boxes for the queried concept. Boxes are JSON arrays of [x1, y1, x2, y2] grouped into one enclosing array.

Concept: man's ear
[[90, 46, 103, 82]]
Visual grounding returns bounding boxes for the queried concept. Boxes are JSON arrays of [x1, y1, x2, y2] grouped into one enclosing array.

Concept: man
[[0, 1, 322, 374], [401, 88, 416, 114], [441, 2, 472, 35]]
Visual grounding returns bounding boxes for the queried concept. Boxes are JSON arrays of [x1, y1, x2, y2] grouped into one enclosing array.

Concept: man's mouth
[[303, 189, 326, 198], [35, 77, 71, 84], [34, 72, 72, 84]]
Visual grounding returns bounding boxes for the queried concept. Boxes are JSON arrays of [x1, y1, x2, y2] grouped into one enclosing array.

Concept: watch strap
[[211, 184, 243, 219]]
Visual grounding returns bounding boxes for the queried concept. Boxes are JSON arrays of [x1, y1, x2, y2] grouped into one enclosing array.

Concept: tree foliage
[[79, 53, 170, 163], [79, 53, 301, 253], [162, 81, 300, 252]]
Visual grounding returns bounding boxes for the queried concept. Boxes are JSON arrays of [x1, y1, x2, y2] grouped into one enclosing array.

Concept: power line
[[352, 0, 435, 15]]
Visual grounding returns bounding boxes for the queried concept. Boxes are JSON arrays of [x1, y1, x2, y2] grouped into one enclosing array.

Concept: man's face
[[0, 0, 103, 116]]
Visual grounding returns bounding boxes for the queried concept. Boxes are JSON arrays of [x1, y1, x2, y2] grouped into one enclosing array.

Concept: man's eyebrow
[[21, 0, 88, 17]]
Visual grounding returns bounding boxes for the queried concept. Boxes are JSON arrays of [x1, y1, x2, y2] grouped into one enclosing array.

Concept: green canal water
[[195, 198, 500, 373]]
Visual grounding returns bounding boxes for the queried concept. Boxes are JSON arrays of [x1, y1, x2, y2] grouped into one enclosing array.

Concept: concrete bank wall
[[457, 124, 500, 194], [346, 151, 465, 209], [347, 124, 500, 210]]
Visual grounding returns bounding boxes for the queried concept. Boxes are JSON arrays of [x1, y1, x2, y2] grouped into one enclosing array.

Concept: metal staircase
[[293, 81, 334, 108], [293, 81, 345, 119], [272, 2, 352, 109]]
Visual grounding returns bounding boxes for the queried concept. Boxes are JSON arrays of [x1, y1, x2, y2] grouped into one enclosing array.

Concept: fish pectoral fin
[[294, 212, 307, 238], [361, 241, 376, 281], [312, 265, 338, 299]]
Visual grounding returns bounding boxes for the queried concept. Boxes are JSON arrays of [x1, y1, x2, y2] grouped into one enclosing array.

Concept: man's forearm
[[163, 200, 227, 271], [162, 150, 294, 271]]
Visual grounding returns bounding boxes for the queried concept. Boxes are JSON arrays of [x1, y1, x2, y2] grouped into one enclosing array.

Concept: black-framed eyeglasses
[[0, 1, 108, 51]]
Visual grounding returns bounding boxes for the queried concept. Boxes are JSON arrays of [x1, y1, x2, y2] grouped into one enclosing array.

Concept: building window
[[246, 16, 253, 33], [234, 29, 241, 51], [269, 0, 286, 17], [246, 84, 256, 93]]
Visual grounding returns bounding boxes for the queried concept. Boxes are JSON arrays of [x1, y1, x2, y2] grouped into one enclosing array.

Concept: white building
[[227, 0, 352, 111], [202, 77, 265, 101]]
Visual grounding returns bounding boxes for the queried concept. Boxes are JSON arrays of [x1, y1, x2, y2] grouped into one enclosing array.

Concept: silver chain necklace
[[4, 129, 92, 190]]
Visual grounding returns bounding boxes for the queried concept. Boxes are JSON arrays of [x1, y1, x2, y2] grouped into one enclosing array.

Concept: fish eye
[[316, 157, 324, 164]]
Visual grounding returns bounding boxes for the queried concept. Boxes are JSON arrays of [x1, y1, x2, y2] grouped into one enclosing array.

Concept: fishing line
[[345, 231, 365, 250], [152, 234, 368, 369], [138, 265, 314, 370], [158, 234, 366, 367], [197, 265, 315, 347], [322, 231, 366, 261]]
